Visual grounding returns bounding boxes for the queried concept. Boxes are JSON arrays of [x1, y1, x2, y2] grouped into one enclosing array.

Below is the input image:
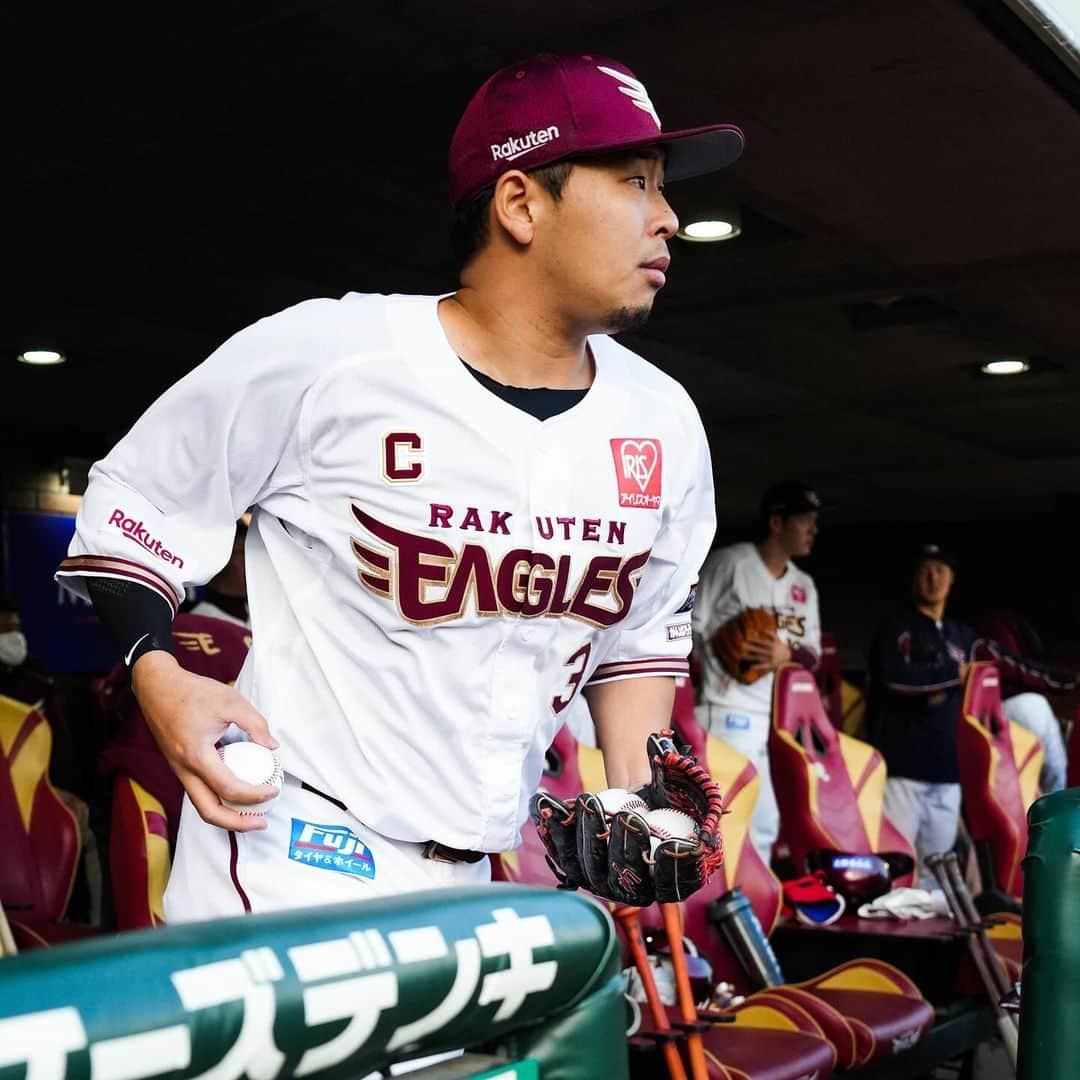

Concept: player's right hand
[[131, 651, 280, 832], [744, 628, 792, 672]]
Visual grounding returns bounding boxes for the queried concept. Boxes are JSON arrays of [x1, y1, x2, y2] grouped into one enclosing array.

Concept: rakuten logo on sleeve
[[108, 509, 185, 568]]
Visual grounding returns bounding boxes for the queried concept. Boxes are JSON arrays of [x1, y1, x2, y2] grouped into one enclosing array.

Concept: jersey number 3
[[552, 643, 592, 715]]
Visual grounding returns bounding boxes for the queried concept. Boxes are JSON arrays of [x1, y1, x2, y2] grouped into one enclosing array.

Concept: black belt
[[301, 779, 348, 812], [422, 841, 487, 865], [300, 780, 486, 865]]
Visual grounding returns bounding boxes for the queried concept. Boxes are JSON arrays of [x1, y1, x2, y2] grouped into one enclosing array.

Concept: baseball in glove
[[710, 606, 777, 684], [529, 730, 724, 906]]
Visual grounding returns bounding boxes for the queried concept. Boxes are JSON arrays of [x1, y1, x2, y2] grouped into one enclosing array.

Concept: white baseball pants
[[163, 773, 491, 924], [695, 703, 779, 863], [1002, 692, 1067, 793], [882, 777, 962, 886]]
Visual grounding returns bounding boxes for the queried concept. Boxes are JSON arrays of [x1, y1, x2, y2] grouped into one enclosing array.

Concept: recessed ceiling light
[[18, 349, 66, 366], [678, 219, 741, 242], [980, 358, 1029, 376]]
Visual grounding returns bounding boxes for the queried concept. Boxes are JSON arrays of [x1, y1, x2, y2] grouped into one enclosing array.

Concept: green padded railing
[[0, 884, 628, 1080], [1019, 789, 1080, 1080]]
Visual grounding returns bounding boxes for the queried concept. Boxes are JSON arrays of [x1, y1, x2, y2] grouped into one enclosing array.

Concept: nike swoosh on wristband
[[125, 633, 150, 667]]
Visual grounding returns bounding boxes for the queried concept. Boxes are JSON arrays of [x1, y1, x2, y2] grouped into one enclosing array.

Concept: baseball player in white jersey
[[56, 53, 744, 922], [693, 483, 822, 860]]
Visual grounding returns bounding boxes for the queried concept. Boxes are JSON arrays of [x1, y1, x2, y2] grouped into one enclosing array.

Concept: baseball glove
[[529, 730, 724, 906], [710, 606, 777, 684]]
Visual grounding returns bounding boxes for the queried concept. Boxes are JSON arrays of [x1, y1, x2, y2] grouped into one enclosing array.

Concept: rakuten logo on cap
[[108, 508, 185, 568], [490, 124, 560, 163]]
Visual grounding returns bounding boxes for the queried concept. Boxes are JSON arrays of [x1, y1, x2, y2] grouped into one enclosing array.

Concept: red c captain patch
[[791, 583, 807, 604], [610, 438, 663, 510]]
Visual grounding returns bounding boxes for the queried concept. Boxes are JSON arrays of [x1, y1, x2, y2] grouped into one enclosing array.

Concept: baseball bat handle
[[614, 906, 689, 1080], [661, 902, 709, 1080]]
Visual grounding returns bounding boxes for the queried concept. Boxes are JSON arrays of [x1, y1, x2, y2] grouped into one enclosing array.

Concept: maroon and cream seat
[[957, 662, 1043, 901], [816, 632, 843, 730], [0, 694, 95, 949], [768, 664, 915, 883], [495, 724, 837, 1080], [109, 776, 173, 930]]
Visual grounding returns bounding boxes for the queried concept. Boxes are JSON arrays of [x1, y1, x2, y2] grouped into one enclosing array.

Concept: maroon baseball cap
[[449, 53, 744, 207]]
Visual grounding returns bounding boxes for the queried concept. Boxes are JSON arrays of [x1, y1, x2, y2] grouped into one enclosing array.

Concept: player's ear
[[491, 170, 537, 246]]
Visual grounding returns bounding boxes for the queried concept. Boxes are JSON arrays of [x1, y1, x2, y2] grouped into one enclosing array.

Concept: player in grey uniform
[[56, 53, 744, 919]]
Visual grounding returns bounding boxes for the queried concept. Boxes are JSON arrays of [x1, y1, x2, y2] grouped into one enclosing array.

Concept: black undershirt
[[462, 361, 588, 421]]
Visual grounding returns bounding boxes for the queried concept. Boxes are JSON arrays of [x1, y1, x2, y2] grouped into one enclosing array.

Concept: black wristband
[[85, 577, 176, 668]]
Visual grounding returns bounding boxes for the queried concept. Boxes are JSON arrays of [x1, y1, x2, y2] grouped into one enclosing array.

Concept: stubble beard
[[604, 304, 654, 335]]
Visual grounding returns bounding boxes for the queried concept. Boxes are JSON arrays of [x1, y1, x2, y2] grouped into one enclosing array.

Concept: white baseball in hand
[[644, 807, 696, 857], [596, 787, 650, 816], [218, 742, 283, 815]]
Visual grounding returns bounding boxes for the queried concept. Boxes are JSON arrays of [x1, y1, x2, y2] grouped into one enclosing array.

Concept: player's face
[[777, 511, 818, 558], [536, 151, 678, 333], [912, 559, 954, 607]]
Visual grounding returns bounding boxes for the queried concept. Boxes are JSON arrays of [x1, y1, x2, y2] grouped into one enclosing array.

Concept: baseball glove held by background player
[[710, 606, 777, 684], [529, 730, 724, 906]]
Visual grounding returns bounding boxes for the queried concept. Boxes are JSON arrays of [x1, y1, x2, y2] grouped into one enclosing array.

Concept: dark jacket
[[867, 604, 1074, 783]]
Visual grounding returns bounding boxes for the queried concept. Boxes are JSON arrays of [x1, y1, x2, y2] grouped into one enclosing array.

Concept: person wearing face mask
[[0, 592, 56, 717], [867, 544, 1077, 878], [692, 482, 824, 861], [0, 599, 29, 672], [0, 590, 94, 916], [0, 594, 76, 784]]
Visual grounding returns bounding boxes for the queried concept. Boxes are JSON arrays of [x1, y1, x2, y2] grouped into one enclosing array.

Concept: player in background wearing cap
[[692, 482, 823, 861], [867, 544, 1076, 879], [55, 53, 743, 921]]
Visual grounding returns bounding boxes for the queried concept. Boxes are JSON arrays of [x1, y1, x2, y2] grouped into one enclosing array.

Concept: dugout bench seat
[[768, 664, 915, 886], [0, 694, 95, 950], [957, 661, 1043, 903], [762, 665, 1023, 996]]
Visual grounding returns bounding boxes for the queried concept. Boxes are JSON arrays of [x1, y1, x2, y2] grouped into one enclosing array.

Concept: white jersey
[[692, 541, 820, 717], [58, 292, 715, 853]]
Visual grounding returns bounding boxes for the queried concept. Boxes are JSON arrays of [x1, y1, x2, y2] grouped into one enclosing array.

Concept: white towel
[[857, 887, 952, 920]]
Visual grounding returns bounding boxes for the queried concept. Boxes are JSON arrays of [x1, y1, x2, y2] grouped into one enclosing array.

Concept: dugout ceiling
[[3, 1, 1079, 526]]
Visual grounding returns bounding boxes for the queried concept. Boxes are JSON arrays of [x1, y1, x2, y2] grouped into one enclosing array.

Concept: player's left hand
[[530, 730, 724, 906]]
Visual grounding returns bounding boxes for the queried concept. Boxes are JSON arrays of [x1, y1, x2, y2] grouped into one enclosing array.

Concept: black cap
[[760, 482, 824, 520], [914, 543, 957, 571]]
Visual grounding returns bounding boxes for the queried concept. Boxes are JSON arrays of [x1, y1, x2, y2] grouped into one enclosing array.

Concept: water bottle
[[707, 886, 784, 989]]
